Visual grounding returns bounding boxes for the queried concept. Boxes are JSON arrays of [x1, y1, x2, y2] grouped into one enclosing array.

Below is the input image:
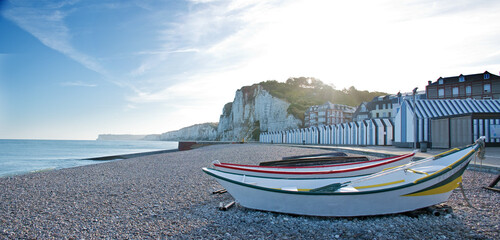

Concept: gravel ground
[[0, 143, 498, 239]]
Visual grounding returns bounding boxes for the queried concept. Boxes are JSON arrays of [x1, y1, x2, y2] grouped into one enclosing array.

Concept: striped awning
[[405, 99, 500, 119]]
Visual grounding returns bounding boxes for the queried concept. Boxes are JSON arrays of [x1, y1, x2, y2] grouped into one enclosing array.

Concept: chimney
[[428, 80, 432, 85]]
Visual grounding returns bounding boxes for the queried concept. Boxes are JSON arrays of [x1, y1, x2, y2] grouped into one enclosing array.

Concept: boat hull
[[210, 164, 466, 216], [204, 144, 478, 217]]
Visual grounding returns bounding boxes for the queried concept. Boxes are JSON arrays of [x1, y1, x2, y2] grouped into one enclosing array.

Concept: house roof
[[403, 99, 500, 119], [427, 71, 499, 86]]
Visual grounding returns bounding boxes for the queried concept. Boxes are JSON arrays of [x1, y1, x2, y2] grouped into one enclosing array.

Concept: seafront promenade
[[0, 143, 498, 239]]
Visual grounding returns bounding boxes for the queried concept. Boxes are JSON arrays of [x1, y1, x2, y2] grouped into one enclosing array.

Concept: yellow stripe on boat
[[413, 149, 474, 184], [433, 148, 460, 158], [354, 179, 405, 190], [406, 168, 429, 175], [382, 164, 406, 171], [403, 176, 462, 197], [276, 188, 312, 192]]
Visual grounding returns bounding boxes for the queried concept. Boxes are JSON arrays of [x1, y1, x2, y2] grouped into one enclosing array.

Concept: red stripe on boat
[[213, 153, 414, 175]]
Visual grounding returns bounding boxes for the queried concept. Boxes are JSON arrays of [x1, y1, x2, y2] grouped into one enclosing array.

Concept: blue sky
[[1, 0, 500, 140]]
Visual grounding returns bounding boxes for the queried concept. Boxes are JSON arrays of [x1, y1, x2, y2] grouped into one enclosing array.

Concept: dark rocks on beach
[[0, 144, 498, 239]]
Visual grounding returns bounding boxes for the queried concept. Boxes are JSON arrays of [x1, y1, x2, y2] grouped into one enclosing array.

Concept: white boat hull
[[204, 144, 480, 216]]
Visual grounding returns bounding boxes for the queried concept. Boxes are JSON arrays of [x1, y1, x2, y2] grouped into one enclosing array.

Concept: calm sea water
[[0, 139, 178, 177]]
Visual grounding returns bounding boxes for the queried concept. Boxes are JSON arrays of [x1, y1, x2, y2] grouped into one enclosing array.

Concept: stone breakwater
[[0, 144, 498, 239]]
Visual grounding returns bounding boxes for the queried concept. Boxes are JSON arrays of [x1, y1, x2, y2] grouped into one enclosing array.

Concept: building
[[352, 102, 370, 121], [426, 71, 500, 100], [352, 91, 426, 121], [305, 102, 355, 127], [370, 95, 396, 119], [262, 99, 500, 148]]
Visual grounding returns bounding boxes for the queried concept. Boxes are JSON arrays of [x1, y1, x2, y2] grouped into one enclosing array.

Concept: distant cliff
[[97, 134, 149, 141], [217, 84, 302, 141], [160, 123, 218, 141]]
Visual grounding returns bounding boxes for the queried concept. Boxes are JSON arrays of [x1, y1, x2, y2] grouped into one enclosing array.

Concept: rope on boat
[[475, 137, 486, 160], [458, 182, 479, 211], [457, 137, 485, 211]]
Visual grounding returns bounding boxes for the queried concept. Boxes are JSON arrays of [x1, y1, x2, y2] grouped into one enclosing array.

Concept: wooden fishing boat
[[203, 138, 484, 216], [213, 152, 415, 179], [281, 152, 347, 160], [259, 156, 369, 167]]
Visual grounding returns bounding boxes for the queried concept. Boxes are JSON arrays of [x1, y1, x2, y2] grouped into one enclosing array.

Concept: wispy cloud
[[2, 1, 107, 76], [5, 0, 500, 109], [60, 81, 97, 87]]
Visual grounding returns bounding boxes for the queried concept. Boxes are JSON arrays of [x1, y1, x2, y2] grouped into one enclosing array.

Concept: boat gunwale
[[205, 167, 373, 180], [213, 152, 415, 175], [218, 152, 415, 169], [203, 144, 478, 196]]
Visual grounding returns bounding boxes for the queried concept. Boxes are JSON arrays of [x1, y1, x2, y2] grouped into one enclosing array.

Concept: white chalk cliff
[[217, 85, 302, 141], [156, 84, 302, 141], [160, 123, 218, 141]]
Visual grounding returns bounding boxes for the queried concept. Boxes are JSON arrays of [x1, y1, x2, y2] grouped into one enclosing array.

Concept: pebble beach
[[0, 143, 498, 239]]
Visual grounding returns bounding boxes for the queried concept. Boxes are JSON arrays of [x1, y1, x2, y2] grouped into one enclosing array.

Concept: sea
[[0, 139, 178, 177]]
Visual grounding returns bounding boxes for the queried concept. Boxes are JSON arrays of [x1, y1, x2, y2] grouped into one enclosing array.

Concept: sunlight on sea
[[0, 139, 177, 177]]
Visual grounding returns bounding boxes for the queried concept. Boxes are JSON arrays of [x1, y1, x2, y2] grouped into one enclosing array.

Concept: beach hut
[[303, 128, 310, 144], [318, 126, 327, 144], [299, 129, 303, 144], [357, 121, 367, 146], [326, 125, 332, 145], [349, 122, 358, 145], [394, 99, 500, 148], [364, 119, 375, 146], [335, 124, 342, 145], [372, 119, 386, 146], [342, 123, 349, 145], [331, 125, 337, 145], [293, 129, 298, 144], [382, 118, 394, 145], [312, 127, 319, 144], [297, 129, 301, 144]]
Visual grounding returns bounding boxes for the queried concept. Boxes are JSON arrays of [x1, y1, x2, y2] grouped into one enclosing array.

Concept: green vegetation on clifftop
[[259, 77, 387, 124]]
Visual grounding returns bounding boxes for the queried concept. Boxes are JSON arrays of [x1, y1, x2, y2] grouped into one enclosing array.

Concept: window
[[438, 78, 443, 84], [438, 89, 444, 98], [484, 73, 490, 79], [382, 103, 386, 109], [484, 84, 491, 93], [452, 87, 459, 97], [466, 86, 471, 96], [459, 76, 465, 82]]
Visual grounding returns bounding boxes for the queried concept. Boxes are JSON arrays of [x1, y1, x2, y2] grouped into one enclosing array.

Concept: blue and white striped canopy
[[405, 99, 500, 119]]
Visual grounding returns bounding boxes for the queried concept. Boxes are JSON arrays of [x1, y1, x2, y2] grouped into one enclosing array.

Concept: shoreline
[[85, 148, 179, 161], [0, 143, 498, 239], [0, 148, 179, 179]]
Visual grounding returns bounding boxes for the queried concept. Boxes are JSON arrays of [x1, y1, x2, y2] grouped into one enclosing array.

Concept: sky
[[1, 0, 500, 140]]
